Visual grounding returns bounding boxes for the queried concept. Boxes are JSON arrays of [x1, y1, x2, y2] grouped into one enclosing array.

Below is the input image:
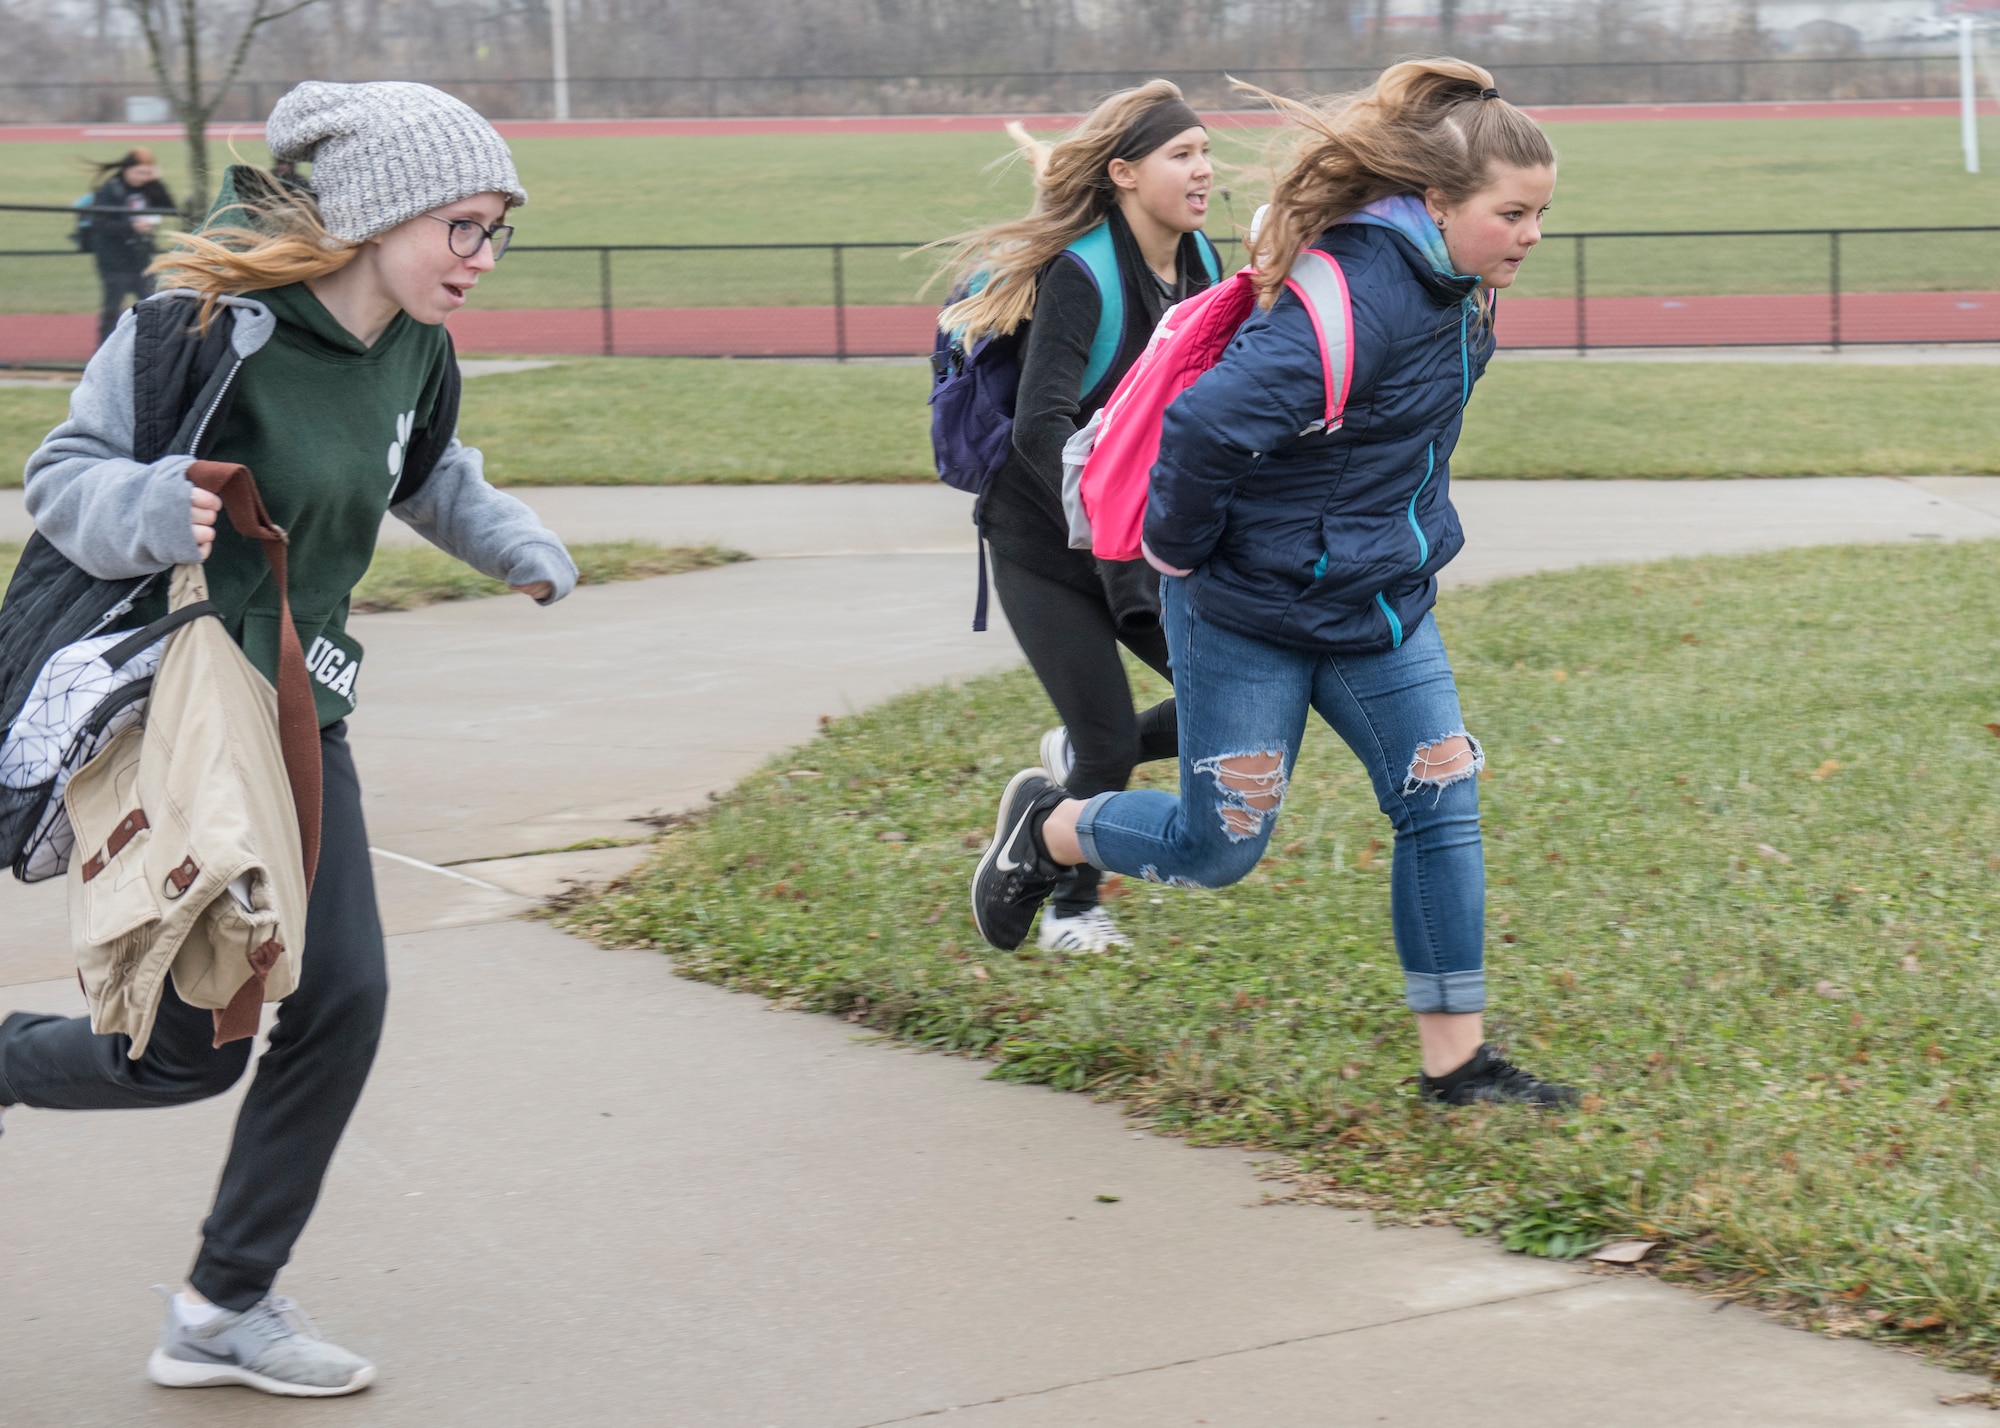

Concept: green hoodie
[[144, 282, 453, 725]]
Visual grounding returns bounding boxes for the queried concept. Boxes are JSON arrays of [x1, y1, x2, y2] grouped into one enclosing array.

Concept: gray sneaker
[[146, 1287, 376, 1397]]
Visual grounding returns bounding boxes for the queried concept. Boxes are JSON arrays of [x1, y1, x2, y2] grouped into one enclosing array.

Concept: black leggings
[[0, 722, 387, 1311], [97, 266, 153, 345], [990, 551, 1177, 914]]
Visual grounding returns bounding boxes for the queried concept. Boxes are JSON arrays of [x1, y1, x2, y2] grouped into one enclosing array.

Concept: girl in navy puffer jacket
[[971, 58, 1581, 1109]]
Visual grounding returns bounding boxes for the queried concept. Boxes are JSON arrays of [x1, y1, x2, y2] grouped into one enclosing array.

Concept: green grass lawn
[[457, 357, 935, 482], [0, 539, 744, 607], [0, 386, 66, 479], [7, 358, 1999, 484], [568, 539, 2000, 1370], [7, 115, 2000, 310], [1460, 360, 2000, 477]]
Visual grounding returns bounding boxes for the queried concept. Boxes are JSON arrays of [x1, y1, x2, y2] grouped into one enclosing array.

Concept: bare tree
[[123, 0, 330, 219]]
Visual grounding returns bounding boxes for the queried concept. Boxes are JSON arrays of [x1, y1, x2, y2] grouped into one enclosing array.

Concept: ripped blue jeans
[[1073, 578, 1486, 1013]]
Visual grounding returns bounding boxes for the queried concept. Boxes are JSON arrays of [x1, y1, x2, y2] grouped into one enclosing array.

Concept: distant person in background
[[87, 147, 175, 345]]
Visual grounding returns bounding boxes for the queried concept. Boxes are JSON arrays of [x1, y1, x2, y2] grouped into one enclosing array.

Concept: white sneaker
[[147, 1288, 375, 1397], [1040, 727, 1075, 788], [1037, 905, 1131, 953]]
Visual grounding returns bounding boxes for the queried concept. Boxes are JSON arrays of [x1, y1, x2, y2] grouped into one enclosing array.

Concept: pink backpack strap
[[1283, 249, 1355, 430]]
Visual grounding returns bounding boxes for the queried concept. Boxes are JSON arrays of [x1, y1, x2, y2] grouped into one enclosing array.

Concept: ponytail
[[1241, 59, 1553, 308]]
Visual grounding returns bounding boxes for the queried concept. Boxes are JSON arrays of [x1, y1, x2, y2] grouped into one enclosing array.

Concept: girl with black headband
[[937, 82, 1220, 954]]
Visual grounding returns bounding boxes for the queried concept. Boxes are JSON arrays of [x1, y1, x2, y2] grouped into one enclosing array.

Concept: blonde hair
[[1243, 58, 1554, 308], [149, 169, 360, 331], [936, 79, 1194, 344]]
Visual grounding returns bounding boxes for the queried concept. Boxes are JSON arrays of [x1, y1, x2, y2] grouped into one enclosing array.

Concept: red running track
[[5, 291, 1997, 363], [7, 97, 1999, 144]]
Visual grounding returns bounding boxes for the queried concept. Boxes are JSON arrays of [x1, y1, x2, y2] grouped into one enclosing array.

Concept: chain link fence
[[5, 226, 1998, 364]]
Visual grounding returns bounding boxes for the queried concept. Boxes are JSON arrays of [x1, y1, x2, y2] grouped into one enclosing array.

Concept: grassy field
[[457, 357, 935, 483], [0, 539, 743, 607], [6, 115, 2000, 311], [568, 539, 2000, 1371], [0, 386, 64, 479], [10, 358, 1999, 485], [1458, 360, 2000, 478]]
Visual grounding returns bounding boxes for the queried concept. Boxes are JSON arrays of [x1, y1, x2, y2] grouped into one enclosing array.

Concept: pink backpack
[[1060, 250, 1355, 563]]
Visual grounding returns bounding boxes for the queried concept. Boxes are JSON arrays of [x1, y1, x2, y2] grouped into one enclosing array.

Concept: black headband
[[1110, 99, 1205, 165]]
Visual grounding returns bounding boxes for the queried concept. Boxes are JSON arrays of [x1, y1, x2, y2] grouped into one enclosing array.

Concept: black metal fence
[[2, 55, 1988, 124], [6, 226, 1998, 364]]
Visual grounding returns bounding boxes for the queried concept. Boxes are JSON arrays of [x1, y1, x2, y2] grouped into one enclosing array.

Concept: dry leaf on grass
[[1938, 1389, 2000, 1407], [1589, 1240, 1658, 1264]]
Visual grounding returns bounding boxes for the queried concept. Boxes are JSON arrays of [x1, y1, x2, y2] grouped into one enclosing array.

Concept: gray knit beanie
[[266, 81, 527, 242]]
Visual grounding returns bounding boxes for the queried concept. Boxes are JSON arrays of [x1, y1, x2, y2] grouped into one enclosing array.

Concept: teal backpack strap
[[1193, 231, 1222, 284], [1064, 221, 1123, 399]]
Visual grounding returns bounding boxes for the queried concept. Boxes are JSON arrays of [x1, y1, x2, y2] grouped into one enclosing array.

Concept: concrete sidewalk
[[3, 479, 1996, 1424], [0, 924, 1976, 1427], [5, 474, 1997, 561]]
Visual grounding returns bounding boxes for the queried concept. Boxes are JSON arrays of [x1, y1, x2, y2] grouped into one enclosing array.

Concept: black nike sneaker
[[970, 767, 1065, 951], [1419, 1043, 1580, 1110]]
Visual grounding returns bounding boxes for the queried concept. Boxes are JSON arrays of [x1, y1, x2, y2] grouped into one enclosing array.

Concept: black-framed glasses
[[427, 215, 514, 260]]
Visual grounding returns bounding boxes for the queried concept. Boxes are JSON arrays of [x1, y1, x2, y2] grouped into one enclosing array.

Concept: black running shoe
[[1419, 1043, 1580, 1110], [970, 767, 1064, 951]]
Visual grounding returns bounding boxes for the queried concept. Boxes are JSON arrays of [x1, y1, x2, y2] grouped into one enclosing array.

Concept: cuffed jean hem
[[1072, 790, 1121, 871], [1405, 969, 1487, 1014]]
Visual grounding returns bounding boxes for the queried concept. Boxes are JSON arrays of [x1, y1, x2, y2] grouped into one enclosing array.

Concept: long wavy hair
[[149, 168, 359, 331], [1243, 58, 1554, 308], [935, 79, 1194, 343]]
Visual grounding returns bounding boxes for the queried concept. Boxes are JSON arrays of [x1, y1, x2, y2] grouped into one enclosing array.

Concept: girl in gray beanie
[[6, 81, 571, 1398]]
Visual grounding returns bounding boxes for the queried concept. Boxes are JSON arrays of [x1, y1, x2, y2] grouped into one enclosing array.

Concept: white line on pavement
[[368, 846, 514, 893]]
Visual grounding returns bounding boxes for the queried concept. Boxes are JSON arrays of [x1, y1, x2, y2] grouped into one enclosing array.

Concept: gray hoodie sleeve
[[390, 438, 577, 604], [22, 308, 202, 579]]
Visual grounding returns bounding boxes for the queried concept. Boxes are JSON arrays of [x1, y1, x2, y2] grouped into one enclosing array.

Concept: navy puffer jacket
[[1143, 217, 1493, 654]]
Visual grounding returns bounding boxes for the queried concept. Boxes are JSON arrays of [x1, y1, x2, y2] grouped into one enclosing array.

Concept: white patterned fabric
[[0, 631, 163, 880]]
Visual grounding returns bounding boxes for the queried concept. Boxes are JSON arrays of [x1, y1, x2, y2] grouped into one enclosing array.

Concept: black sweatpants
[[0, 722, 387, 1311], [990, 551, 1178, 914], [97, 266, 154, 345]]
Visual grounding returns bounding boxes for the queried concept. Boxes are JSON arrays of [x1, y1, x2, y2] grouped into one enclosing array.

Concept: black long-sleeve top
[[90, 175, 175, 268], [979, 209, 1210, 630]]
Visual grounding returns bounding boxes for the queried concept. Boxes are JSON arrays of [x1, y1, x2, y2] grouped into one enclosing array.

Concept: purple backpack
[[928, 223, 1219, 626]]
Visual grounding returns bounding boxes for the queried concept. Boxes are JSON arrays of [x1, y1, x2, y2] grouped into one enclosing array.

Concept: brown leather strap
[[213, 936, 284, 1047], [80, 809, 149, 882], [187, 461, 322, 890]]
